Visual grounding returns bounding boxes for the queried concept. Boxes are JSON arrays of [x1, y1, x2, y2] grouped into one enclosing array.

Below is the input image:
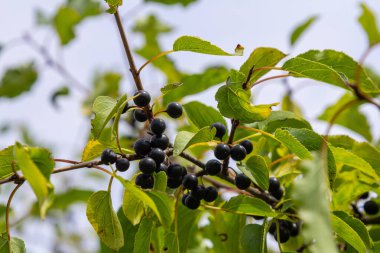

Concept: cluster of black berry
[[181, 174, 218, 209], [101, 149, 130, 172], [269, 220, 300, 243], [359, 192, 379, 215], [268, 177, 284, 200]]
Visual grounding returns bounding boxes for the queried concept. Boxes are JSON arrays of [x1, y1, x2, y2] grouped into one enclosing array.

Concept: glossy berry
[[272, 187, 284, 200], [269, 222, 277, 235], [290, 223, 300, 237], [182, 174, 198, 190], [167, 177, 182, 188], [150, 134, 169, 150], [185, 195, 201, 209], [101, 149, 118, 164], [181, 166, 188, 177], [359, 192, 369, 200], [121, 102, 129, 114], [133, 109, 148, 122], [268, 177, 281, 193], [115, 158, 130, 172], [203, 186, 218, 202], [135, 174, 154, 189], [274, 227, 290, 243], [166, 102, 183, 118], [150, 118, 166, 135], [182, 194, 189, 206], [149, 148, 166, 165], [230, 145, 247, 161], [364, 200, 379, 215], [133, 90, 151, 107], [205, 159, 222, 175], [235, 173, 251, 190], [214, 143, 230, 160], [240, 140, 253, 154], [156, 163, 168, 173], [167, 164, 184, 178], [133, 139, 151, 156], [191, 185, 206, 200], [211, 122, 226, 139], [139, 157, 157, 174]]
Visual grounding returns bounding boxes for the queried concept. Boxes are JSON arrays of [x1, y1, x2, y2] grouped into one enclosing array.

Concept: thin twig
[[251, 74, 291, 88], [137, 50, 174, 74], [6, 182, 24, 241], [222, 119, 239, 175]]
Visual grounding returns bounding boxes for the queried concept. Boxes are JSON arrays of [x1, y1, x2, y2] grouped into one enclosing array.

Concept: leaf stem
[[6, 181, 24, 241], [270, 154, 296, 168], [251, 74, 291, 88], [222, 119, 239, 175], [137, 50, 174, 74]]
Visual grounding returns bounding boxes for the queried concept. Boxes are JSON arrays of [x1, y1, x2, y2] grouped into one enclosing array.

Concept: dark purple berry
[[364, 200, 379, 215], [133, 90, 151, 107], [115, 158, 130, 172], [156, 163, 167, 173], [214, 143, 230, 160], [240, 140, 253, 154], [182, 194, 189, 206], [272, 187, 284, 200], [150, 118, 166, 135], [166, 102, 183, 118], [139, 157, 157, 174], [268, 177, 281, 193], [182, 174, 198, 190], [230, 145, 247, 161], [167, 177, 182, 188], [101, 149, 118, 164], [167, 164, 184, 178], [149, 148, 166, 165], [190, 185, 206, 200], [185, 195, 201, 209], [150, 134, 169, 150], [205, 159, 222, 175], [235, 173, 251, 190], [133, 109, 148, 122], [133, 139, 151, 156], [135, 174, 154, 189], [359, 192, 369, 199], [211, 122, 226, 139], [290, 223, 300, 237], [203, 186, 218, 202]]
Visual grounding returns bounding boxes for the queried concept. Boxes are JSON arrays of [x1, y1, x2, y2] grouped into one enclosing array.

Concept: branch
[[222, 119, 239, 175], [6, 182, 24, 241], [251, 74, 291, 88]]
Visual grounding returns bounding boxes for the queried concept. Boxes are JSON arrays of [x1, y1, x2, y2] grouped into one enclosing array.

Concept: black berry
[[211, 122, 226, 139], [167, 177, 182, 188], [133, 139, 151, 156], [150, 118, 166, 135], [230, 145, 247, 161], [272, 187, 284, 200], [139, 157, 157, 174], [122, 102, 129, 114], [203, 186, 218, 202], [191, 185, 206, 200], [364, 200, 379, 215], [274, 227, 290, 243], [269, 222, 277, 235], [167, 164, 184, 178], [133, 109, 148, 122], [156, 163, 167, 173], [205, 159, 222, 175], [135, 174, 154, 189], [133, 90, 151, 107], [240, 140, 253, 154], [150, 134, 169, 150], [185, 195, 201, 209], [182, 194, 189, 206], [182, 174, 198, 190], [166, 102, 183, 118], [235, 173, 251, 190], [115, 158, 130, 172], [359, 192, 369, 199], [268, 177, 281, 193], [149, 148, 166, 165], [101, 149, 118, 164], [290, 222, 300, 237], [214, 143, 230, 160]]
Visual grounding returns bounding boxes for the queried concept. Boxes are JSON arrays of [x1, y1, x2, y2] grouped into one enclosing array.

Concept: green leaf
[[358, 3, 380, 47], [133, 218, 153, 253], [275, 128, 312, 159], [351, 142, 380, 177], [222, 195, 277, 217], [122, 180, 145, 226], [173, 127, 216, 156], [0, 233, 26, 253], [160, 82, 182, 95], [144, 0, 197, 6], [318, 93, 372, 141], [290, 16, 318, 46], [51, 86, 70, 108], [257, 111, 312, 133], [0, 145, 15, 180], [50, 189, 93, 210], [183, 101, 227, 129], [282, 49, 380, 94], [239, 47, 286, 85], [238, 155, 269, 190], [153, 171, 167, 191], [215, 80, 277, 123], [177, 204, 202, 253], [292, 155, 338, 253], [91, 95, 127, 139], [240, 224, 266, 253], [333, 211, 372, 251], [86, 191, 124, 251], [173, 36, 243, 56], [105, 0, 122, 13], [163, 66, 229, 103], [0, 63, 38, 98], [14, 143, 54, 218], [145, 191, 175, 229]]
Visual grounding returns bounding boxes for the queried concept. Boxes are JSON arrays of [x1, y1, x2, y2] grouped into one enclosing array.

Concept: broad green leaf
[[86, 191, 124, 251], [160, 82, 182, 95], [215, 81, 278, 123], [183, 101, 227, 129], [0, 145, 15, 180], [177, 204, 201, 253], [164, 232, 179, 253], [239, 155, 269, 190], [28, 147, 54, 179], [239, 47, 286, 85], [318, 93, 372, 141], [81, 140, 107, 162], [153, 171, 167, 191], [51, 86, 69, 108], [14, 143, 54, 218], [358, 3, 380, 46], [91, 95, 127, 138], [145, 191, 175, 229], [145, 0, 197, 6], [240, 224, 266, 253], [330, 146, 378, 179], [290, 16, 318, 46], [333, 211, 372, 251], [173, 127, 216, 156], [275, 129, 312, 159], [331, 214, 367, 253], [50, 189, 93, 210], [122, 180, 145, 225], [222, 195, 277, 217], [163, 66, 229, 104], [173, 36, 243, 56], [0, 233, 26, 253], [105, 0, 122, 13], [282, 50, 380, 94], [292, 156, 338, 253], [351, 142, 380, 177], [0, 64, 37, 98], [133, 218, 153, 253], [257, 111, 312, 133]]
